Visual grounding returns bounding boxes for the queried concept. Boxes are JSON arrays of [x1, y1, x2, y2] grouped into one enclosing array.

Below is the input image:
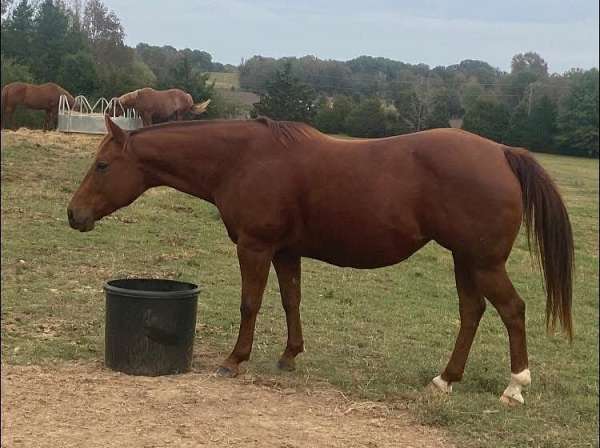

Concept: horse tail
[[190, 99, 211, 115], [503, 147, 574, 340]]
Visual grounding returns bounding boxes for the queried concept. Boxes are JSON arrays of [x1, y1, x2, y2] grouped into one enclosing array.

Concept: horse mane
[[119, 89, 139, 103], [128, 117, 322, 147], [254, 116, 321, 147]]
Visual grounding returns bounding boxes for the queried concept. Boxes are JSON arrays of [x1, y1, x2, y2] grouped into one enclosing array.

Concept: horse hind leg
[[430, 254, 486, 394], [474, 264, 530, 405], [43, 110, 52, 131], [430, 259, 530, 405], [1, 106, 14, 130], [272, 252, 304, 371]]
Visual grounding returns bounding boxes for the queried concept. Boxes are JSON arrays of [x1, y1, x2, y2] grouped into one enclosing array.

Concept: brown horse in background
[[118, 87, 210, 126], [1, 82, 75, 130], [68, 117, 574, 406]]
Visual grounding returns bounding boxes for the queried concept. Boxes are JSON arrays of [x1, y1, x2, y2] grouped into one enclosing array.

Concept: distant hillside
[[207, 72, 240, 90]]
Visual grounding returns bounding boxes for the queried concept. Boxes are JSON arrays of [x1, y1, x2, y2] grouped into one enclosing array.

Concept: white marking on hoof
[[500, 369, 531, 406], [431, 375, 452, 394]]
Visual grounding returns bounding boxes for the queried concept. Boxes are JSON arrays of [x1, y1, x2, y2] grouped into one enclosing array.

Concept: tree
[[511, 52, 548, 78], [169, 54, 213, 102], [251, 62, 317, 122], [313, 95, 354, 134], [136, 43, 180, 87], [392, 81, 427, 133], [31, 0, 70, 82], [461, 78, 484, 113], [556, 69, 599, 157], [462, 97, 510, 142], [527, 95, 557, 150], [83, 0, 124, 45], [1, 55, 33, 86], [345, 97, 388, 138], [239, 55, 280, 93], [425, 89, 450, 129], [1, 0, 35, 65], [1, 0, 14, 18], [505, 102, 530, 147], [59, 50, 98, 95]]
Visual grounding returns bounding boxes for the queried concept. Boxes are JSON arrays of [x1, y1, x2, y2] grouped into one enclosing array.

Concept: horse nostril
[[67, 208, 75, 225]]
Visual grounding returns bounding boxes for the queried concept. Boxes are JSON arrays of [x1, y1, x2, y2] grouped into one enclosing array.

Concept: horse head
[[67, 116, 147, 232]]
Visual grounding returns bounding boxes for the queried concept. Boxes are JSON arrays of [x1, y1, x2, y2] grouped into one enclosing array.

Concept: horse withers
[[1, 82, 75, 130], [68, 116, 574, 406], [118, 87, 210, 126]]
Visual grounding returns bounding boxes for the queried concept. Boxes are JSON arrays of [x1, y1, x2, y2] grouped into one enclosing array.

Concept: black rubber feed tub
[[104, 278, 200, 376]]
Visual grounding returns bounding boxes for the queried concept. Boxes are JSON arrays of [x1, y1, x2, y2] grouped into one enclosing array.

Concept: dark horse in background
[[118, 87, 210, 126], [1, 82, 75, 130], [68, 116, 574, 406]]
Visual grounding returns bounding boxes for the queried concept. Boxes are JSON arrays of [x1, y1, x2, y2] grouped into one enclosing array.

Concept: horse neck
[[132, 124, 246, 203]]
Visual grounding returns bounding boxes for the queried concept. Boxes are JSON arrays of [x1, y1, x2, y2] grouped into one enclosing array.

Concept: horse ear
[[105, 115, 127, 145]]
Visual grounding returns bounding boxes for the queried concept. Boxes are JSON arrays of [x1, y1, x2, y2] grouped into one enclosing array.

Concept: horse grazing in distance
[[68, 116, 574, 406], [1, 82, 75, 130], [118, 87, 210, 126]]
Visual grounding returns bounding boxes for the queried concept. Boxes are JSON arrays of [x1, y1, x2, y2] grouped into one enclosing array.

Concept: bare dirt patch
[[2, 362, 453, 448]]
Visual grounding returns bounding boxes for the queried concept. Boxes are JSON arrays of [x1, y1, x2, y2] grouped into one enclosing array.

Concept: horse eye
[[96, 161, 109, 171]]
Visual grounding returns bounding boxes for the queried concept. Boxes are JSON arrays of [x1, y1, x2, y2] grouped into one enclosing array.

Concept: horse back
[[220, 128, 523, 267], [139, 88, 191, 117]]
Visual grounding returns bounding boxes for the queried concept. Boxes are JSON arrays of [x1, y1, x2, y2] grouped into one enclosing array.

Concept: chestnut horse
[[118, 87, 210, 126], [68, 116, 574, 405], [1, 82, 75, 130]]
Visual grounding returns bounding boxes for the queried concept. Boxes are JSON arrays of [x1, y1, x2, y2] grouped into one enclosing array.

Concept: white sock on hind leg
[[501, 369, 531, 404], [432, 375, 452, 393]]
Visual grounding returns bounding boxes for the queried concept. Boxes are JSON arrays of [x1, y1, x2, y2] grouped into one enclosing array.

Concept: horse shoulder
[[216, 156, 299, 245]]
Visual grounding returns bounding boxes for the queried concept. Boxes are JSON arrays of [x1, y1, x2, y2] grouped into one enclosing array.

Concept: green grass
[[206, 72, 240, 90], [1, 131, 598, 447]]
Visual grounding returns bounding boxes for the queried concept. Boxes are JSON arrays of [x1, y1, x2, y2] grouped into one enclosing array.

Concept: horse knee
[[240, 301, 259, 319]]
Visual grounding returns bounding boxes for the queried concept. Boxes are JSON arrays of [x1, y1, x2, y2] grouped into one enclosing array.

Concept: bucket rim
[[104, 278, 200, 299]]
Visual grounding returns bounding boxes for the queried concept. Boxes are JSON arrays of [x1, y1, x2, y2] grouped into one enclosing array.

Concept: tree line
[[245, 55, 598, 157], [0, 0, 236, 122], [1, 0, 598, 157]]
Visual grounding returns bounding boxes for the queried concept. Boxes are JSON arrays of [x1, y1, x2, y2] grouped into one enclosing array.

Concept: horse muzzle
[[67, 207, 95, 232]]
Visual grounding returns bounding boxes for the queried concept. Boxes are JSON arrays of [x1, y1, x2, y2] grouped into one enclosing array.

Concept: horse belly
[[299, 206, 427, 268], [304, 238, 426, 268]]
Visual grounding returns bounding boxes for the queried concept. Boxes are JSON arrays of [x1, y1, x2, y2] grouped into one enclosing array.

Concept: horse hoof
[[428, 375, 452, 394], [216, 366, 237, 378], [500, 393, 524, 406], [277, 358, 296, 372]]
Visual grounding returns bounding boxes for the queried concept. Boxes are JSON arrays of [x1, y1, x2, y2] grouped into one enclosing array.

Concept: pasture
[[207, 72, 241, 90], [1, 129, 598, 447]]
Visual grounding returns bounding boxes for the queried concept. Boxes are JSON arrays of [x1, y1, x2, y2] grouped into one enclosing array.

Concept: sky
[[103, 0, 599, 74]]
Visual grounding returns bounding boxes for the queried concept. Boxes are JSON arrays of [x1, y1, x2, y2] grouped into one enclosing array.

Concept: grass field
[[206, 72, 240, 90], [1, 130, 598, 447]]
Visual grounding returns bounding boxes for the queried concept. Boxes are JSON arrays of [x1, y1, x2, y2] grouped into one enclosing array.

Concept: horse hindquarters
[[431, 147, 573, 405]]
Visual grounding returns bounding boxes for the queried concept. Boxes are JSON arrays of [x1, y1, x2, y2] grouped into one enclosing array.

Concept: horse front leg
[[272, 252, 304, 371], [141, 112, 152, 127], [217, 243, 273, 378]]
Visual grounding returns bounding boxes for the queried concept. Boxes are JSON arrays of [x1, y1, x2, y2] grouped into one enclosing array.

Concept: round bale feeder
[[58, 95, 142, 134], [104, 278, 200, 376]]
